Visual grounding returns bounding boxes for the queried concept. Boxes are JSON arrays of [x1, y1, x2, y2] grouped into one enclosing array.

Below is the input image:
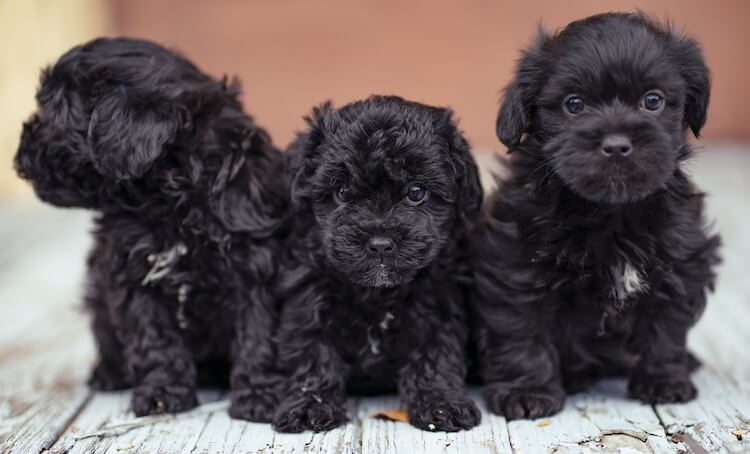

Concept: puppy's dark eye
[[334, 185, 352, 204], [405, 183, 428, 205], [641, 90, 665, 112], [563, 95, 585, 115]]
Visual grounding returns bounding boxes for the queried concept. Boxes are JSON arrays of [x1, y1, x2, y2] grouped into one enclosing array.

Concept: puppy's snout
[[366, 236, 396, 257], [601, 134, 632, 157]]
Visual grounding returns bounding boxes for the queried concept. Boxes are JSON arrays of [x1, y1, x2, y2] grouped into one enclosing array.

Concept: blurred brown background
[[2, 0, 749, 196]]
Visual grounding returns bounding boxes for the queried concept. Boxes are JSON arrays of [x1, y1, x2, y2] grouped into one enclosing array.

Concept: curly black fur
[[14, 38, 288, 420], [472, 13, 721, 420], [268, 96, 483, 432]]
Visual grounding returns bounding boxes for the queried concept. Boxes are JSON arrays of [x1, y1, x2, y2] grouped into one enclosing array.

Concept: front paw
[[483, 384, 564, 420], [131, 384, 198, 416], [408, 394, 481, 432], [628, 374, 697, 404], [229, 388, 278, 423], [272, 394, 347, 433]]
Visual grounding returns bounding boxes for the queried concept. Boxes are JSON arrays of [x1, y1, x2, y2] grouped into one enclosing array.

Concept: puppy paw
[[272, 395, 347, 433], [408, 394, 481, 432], [628, 374, 697, 404], [229, 388, 278, 423], [483, 384, 564, 420], [131, 384, 198, 416], [88, 362, 130, 391]]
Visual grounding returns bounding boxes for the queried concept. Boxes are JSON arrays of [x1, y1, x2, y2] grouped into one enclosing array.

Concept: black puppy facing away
[[472, 13, 721, 420], [14, 38, 288, 420], [269, 96, 483, 432]]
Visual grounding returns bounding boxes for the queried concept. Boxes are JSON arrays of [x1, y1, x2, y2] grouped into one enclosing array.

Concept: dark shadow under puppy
[[472, 13, 721, 420], [14, 38, 288, 420], [269, 96, 483, 433]]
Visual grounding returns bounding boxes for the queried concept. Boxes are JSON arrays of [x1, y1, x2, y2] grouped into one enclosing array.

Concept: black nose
[[601, 134, 632, 157], [367, 236, 395, 257]]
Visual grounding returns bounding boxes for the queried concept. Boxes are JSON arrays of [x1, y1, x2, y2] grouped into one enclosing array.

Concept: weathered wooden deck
[[0, 147, 748, 454]]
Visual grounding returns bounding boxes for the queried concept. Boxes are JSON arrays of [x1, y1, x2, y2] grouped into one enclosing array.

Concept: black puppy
[[14, 38, 287, 420], [472, 13, 721, 420], [269, 96, 483, 432]]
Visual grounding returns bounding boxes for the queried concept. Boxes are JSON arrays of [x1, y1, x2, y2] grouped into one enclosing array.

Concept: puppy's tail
[[14, 37, 229, 207]]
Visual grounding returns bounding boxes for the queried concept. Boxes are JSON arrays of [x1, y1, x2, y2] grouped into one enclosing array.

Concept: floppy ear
[[436, 110, 483, 219], [75, 38, 227, 180], [669, 33, 711, 137], [87, 86, 182, 179], [496, 27, 550, 148], [450, 131, 483, 219], [286, 102, 333, 212]]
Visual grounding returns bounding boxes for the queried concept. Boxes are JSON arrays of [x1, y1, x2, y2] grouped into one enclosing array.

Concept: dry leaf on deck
[[372, 409, 409, 423]]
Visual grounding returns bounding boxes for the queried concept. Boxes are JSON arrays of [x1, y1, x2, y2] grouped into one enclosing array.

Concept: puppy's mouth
[[350, 262, 416, 288]]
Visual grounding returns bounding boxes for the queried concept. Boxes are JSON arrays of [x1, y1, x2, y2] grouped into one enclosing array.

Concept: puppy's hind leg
[[85, 259, 130, 391], [628, 293, 704, 404]]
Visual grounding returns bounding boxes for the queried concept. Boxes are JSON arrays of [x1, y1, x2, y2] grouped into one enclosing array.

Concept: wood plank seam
[[38, 391, 94, 454]]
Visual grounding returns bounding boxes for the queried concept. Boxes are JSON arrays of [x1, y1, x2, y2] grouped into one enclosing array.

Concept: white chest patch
[[612, 262, 648, 302]]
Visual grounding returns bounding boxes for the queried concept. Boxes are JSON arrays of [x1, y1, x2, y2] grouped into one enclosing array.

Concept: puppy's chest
[[131, 239, 243, 327], [539, 235, 652, 305], [608, 261, 649, 303], [324, 303, 414, 371]]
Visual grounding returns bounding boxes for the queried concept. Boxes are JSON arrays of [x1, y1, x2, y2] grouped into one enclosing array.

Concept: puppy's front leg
[[120, 290, 198, 416], [629, 295, 701, 404], [229, 287, 281, 423], [398, 328, 480, 432], [476, 314, 565, 420], [272, 341, 348, 433]]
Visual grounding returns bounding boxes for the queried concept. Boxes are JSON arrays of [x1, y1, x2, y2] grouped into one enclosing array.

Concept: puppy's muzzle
[[366, 236, 396, 259], [601, 134, 632, 157]]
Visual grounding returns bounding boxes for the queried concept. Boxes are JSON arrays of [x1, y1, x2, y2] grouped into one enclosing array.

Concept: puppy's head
[[288, 96, 482, 288], [497, 13, 710, 203], [15, 37, 227, 208]]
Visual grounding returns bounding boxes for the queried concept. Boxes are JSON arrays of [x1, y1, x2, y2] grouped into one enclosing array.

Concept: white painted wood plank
[[0, 388, 90, 454], [189, 400, 360, 454], [0, 205, 91, 351], [0, 202, 88, 271], [188, 406, 267, 454], [49, 391, 224, 454], [270, 419, 360, 454], [504, 379, 678, 453], [655, 367, 750, 454], [358, 392, 512, 454], [0, 202, 95, 454], [0, 314, 94, 454], [54, 394, 360, 454], [0, 317, 93, 454]]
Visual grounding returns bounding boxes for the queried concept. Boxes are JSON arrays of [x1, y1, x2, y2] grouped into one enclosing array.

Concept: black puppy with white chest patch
[[270, 96, 483, 432], [472, 13, 720, 419]]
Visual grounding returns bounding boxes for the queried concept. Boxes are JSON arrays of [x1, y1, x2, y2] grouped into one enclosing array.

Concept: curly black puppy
[[472, 13, 721, 420], [269, 96, 483, 432], [14, 38, 287, 420]]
